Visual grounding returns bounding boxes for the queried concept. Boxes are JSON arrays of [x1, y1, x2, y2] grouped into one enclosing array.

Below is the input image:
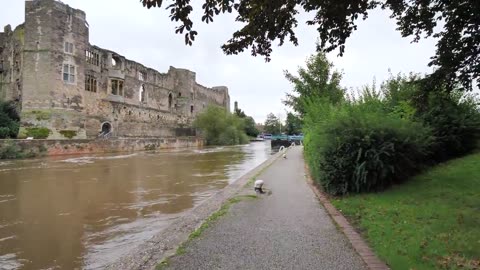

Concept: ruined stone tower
[[0, 0, 230, 139]]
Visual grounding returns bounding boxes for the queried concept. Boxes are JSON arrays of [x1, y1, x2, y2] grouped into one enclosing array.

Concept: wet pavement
[[164, 146, 368, 270]]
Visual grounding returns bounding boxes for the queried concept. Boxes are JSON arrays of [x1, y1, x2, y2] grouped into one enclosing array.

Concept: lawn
[[332, 153, 480, 270]]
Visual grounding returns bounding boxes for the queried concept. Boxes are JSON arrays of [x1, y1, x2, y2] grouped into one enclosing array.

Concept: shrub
[[416, 91, 480, 161], [0, 141, 45, 160], [0, 101, 20, 139], [59, 130, 77, 139], [194, 105, 249, 145], [304, 98, 433, 195], [0, 141, 22, 159], [26, 127, 51, 139], [379, 74, 480, 161]]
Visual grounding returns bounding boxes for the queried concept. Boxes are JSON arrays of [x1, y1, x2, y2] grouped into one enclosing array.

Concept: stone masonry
[[0, 0, 230, 139]]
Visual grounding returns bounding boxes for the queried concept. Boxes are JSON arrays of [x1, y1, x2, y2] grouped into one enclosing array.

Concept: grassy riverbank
[[332, 153, 480, 270]]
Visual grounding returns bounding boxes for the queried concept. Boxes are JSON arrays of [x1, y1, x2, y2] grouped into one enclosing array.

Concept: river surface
[[0, 141, 271, 270]]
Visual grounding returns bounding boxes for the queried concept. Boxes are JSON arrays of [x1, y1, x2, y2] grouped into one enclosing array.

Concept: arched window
[[101, 122, 112, 134], [139, 84, 146, 102], [168, 93, 173, 109]]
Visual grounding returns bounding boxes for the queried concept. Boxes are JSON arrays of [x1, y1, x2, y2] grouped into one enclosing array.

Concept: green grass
[[332, 153, 480, 270], [156, 195, 257, 269]]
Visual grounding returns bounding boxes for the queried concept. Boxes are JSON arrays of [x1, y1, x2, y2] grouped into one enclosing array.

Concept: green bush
[[379, 74, 480, 161], [0, 141, 45, 160], [304, 97, 433, 195], [194, 105, 249, 145], [0, 101, 20, 139], [0, 141, 22, 159], [303, 74, 480, 195], [416, 91, 480, 161], [59, 130, 77, 139], [26, 127, 51, 139]]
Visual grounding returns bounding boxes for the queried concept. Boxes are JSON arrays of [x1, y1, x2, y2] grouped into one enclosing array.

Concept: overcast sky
[[1, 0, 438, 123]]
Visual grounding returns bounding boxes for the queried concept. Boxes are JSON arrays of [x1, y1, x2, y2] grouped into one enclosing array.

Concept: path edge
[[303, 162, 391, 270], [105, 147, 284, 270]]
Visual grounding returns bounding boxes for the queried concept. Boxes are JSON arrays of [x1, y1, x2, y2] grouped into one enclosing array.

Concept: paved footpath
[[164, 146, 368, 270]]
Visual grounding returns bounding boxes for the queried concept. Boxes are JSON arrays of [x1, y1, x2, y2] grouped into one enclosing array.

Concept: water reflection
[[0, 141, 270, 270]]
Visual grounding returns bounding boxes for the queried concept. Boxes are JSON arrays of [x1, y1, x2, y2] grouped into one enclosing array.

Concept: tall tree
[[244, 116, 260, 137], [284, 52, 345, 116], [264, 113, 281, 134], [285, 112, 302, 135], [140, 0, 480, 91]]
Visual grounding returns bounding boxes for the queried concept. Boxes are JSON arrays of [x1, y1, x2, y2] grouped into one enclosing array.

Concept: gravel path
[[164, 146, 368, 270]]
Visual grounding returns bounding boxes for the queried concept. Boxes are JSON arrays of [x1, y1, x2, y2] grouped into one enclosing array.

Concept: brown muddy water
[[0, 141, 271, 270]]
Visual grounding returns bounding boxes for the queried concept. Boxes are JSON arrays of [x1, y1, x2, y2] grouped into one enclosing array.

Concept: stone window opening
[[85, 74, 97, 92], [139, 84, 146, 102], [101, 122, 112, 134], [64, 42, 74, 54], [178, 92, 182, 97], [138, 70, 147, 81], [63, 64, 75, 83], [111, 55, 121, 68], [190, 105, 194, 114], [86, 50, 100, 66], [168, 93, 173, 109], [111, 79, 124, 96]]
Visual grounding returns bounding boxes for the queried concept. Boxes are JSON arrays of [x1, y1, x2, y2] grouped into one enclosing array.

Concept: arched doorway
[[101, 122, 112, 134]]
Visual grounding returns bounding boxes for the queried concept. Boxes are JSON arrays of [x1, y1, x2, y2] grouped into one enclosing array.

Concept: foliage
[[0, 140, 44, 160], [332, 152, 480, 270], [59, 130, 78, 139], [304, 69, 480, 195], [375, 73, 480, 162], [140, 0, 480, 90], [25, 127, 51, 139], [263, 113, 281, 134], [0, 101, 20, 139], [243, 116, 259, 137], [233, 102, 259, 137], [194, 105, 248, 145], [283, 52, 344, 117], [0, 141, 22, 159], [285, 112, 302, 135], [304, 97, 433, 195], [233, 104, 246, 118], [416, 90, 480, 162]]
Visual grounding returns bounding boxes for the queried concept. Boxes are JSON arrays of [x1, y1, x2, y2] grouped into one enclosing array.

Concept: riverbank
[[106, 144, 283, 270], [332, 152, 480, 270], [0, 137, 203, 159], [156, 146, 368, 270]]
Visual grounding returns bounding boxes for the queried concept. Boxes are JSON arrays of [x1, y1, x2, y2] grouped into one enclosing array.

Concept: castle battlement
[[0, 0, 230, 139]]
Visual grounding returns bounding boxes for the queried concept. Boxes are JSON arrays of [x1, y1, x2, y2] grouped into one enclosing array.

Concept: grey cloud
[[1, 0, 438, 123]]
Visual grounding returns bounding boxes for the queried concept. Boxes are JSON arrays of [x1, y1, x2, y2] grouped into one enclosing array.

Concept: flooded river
[[0, 141, 271, 270]]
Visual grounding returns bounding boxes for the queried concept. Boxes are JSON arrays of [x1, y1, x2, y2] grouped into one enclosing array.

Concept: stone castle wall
[[0, 0, 230, 140]]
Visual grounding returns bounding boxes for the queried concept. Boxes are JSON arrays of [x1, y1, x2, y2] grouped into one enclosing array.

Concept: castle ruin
[[0, 0, 230, 139]]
